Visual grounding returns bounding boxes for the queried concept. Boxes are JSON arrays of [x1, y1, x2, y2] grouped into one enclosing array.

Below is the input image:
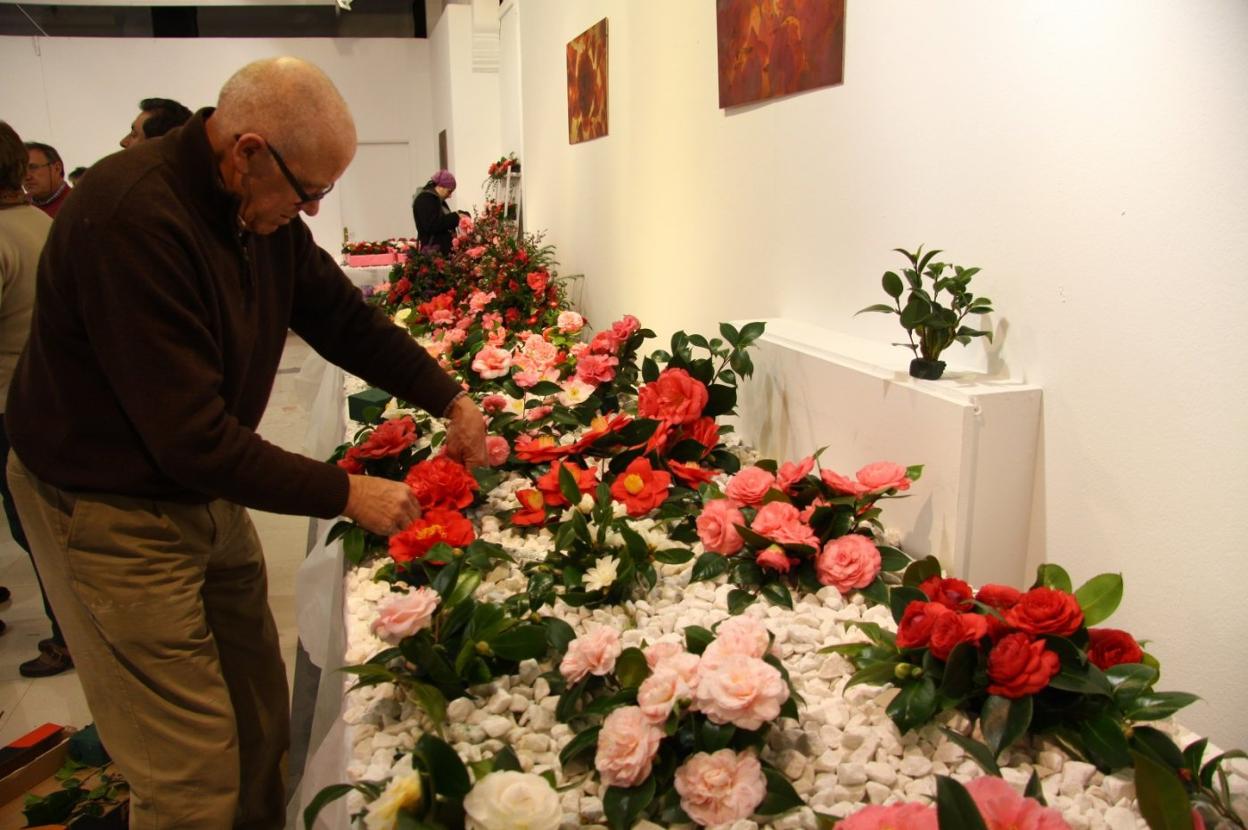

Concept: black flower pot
[[909, 358, 946, 380]]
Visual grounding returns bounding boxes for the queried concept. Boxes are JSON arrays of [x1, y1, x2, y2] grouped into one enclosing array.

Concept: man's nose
[[301, 201, 320, 218]]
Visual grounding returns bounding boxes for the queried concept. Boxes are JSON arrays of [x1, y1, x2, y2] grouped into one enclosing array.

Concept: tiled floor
[[0, 333, 315, 746]]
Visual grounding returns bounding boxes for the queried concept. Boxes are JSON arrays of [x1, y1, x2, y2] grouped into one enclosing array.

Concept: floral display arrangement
[[486, 153, 520, 181], [309, 224, 1246, 830]]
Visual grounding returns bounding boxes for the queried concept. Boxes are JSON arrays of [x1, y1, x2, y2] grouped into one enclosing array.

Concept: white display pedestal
[[734, 319, 1042, 587], [341, 264, 393, 289]]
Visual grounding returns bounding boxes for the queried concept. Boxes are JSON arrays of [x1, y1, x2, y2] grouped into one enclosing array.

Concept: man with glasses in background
[[23, 142, 71, 218], [5, 57, 486, 829]]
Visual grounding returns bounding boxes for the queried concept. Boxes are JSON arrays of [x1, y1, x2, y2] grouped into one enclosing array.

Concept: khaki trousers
[[7, 454, 289, 829]]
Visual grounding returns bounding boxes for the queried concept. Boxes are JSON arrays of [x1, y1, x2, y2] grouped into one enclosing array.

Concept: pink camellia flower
[[611, 314, 641, 340], [696, 498, 746, 555], [589, 330, 620, 355], [816, 534, 883, 594], [525, 405, 554, 422], [637, 664, 695, 723], [481, 394, 507, 414], [703, 615, 770, 663], [964, 776, 1072, 830], [526, 270, 549, 293], [750, 502, 819, 548], [756, 544, 792, 573], [856, 461, 912, 493], [457, 215, 473, 232], [643, 640, 684, 669], [482, 312, 503, 330], [371, 587, 440, 645], [467, 289, 495, 312], [513, 368, 541, 389], [725, 466, 777, 507], [776, 456, 815, 493], [594, 706, 664, 788], [521, 336, 560, 369], [692, 656, 789, 730], [570, 342, 590, 360], [557, 310, 585, 333], [674, 750, 767, 828], [559, 626, 623, 684], [821, 468, 868, 497], [557, 379, 597, 408], [838, 803, 938, 830], [575, 352, 618, 385], [431, 309, 454, 326], [466, 245, 487, 259], [444, 327, 467, 345], [472, 346, 512, 380], [485, 435, 510, 467]]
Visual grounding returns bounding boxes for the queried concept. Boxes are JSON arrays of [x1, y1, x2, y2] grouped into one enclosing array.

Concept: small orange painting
[[716, 0, 846, 109], [567, 18, 609, 144]]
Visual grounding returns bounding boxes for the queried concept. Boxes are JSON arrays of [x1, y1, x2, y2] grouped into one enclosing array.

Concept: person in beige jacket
[[0, 121, 70, 677]]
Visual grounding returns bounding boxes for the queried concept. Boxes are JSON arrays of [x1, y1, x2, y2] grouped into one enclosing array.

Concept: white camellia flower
[[584, 556, 620, 593], [462, 771, 561, 830], [363, 766, 423, 830], [393, 307, 412, 327], [557, 378, 597, 408]]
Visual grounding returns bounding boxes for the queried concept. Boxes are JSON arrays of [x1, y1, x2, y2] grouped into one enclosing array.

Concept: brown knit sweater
[[6, 111, 461, 519]]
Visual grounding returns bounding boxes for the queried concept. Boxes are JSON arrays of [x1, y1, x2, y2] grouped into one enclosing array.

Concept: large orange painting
[[567, 18, 609, 144], [716, 0, 846, 109]]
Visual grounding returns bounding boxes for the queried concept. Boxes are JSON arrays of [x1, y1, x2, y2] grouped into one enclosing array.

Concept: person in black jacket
[[413, 169, 461, 255]]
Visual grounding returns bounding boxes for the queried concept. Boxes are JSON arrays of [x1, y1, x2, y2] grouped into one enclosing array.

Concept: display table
[[341, 264, 395, 290]]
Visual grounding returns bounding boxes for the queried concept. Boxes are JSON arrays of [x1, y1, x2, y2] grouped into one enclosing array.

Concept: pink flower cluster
[[370, 587, 440, 644], [821, 461, 912, 497], [839, 777, 1071, 830], [587, 617, 789, 794]]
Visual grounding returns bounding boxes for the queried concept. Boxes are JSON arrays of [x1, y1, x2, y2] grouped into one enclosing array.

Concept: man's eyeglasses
[[243, 135, 333, 204], [26, 162, 52, 173]]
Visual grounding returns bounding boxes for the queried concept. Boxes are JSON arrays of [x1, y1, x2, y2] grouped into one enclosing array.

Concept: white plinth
[[734, 319, 1042, 587], [341, 264, 393, 289]]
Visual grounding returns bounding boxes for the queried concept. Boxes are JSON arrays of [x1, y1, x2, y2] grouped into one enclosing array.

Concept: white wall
[[0, 36, 437, 251], [512, 0, 1248, 748], [427, 3, 502, 212]]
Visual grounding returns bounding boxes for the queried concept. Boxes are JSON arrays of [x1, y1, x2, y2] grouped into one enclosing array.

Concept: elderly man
[[7, 57, 486, 829], [120, 96, 194, 149], [23, 142, 71, 217]]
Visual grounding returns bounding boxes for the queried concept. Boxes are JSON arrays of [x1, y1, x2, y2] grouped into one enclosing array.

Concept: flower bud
[[475, 641, 492, 656], [578, 494, 595, 514], [894, 663, 911, 680]]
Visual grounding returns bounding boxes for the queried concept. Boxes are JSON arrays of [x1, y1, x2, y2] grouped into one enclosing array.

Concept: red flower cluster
[[389, 508, 475, 563], [637, 368, 708, 426], [609, 457, 672, 517], [404, 456, 478, 510], [535, 460, 599, 507]]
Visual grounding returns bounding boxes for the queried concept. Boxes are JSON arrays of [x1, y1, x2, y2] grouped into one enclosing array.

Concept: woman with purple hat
[[413, 169, 462, 255]]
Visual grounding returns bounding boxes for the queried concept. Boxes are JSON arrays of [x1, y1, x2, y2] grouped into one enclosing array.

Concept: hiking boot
[[20, 642, 73, 678]]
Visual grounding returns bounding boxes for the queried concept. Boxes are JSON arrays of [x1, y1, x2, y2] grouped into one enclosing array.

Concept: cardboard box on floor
[[0, 725, 127, 829]]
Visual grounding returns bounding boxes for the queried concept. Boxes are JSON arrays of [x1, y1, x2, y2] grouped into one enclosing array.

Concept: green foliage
[[857, 246, 994, 362]]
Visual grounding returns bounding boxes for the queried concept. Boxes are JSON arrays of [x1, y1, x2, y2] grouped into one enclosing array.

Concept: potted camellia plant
[[857, 246, 994, 380]]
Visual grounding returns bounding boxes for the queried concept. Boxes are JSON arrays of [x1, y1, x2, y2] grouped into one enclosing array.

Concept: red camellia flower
[[514, 433, 572, 463], [526, 270, 549, 293], [1005, 587, 1084, 637], [986, 633, 1061, 698], [404, 456, 478, 510], [1086, 628, 1144, 671], [976, 584, 1023, 611], [681, 416, 720, 454], [417, 290, 456, 320], [571, 413, 633, 454], [637, 368, 709, 426], [609, 457, 672, 517], [511, 489, 548, 527], [535, 460, 599, 507], [896, 601, 954, 650], [337, 446, 366, 474], [756, 545, 792, 574], [389, 508, 476, 564], [919, 576, 975, 611], [355, 416, 419, 460], [668, 461, 717, 487], [929, 612, 990, 660]]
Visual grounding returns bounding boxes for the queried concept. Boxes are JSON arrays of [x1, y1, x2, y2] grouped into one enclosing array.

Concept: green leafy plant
[[858, 246, 994, 378], [23, 758, 128, 827]]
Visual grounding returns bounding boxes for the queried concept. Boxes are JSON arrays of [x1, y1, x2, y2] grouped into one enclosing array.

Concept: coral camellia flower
[[511, 489, 547, 527], [637, 367, 709, 425], [609, 457, 672, 517], [389, 508, 475, 564], [855, 461, 912, 493], [821, 468, 868, 497], [514, 433, 571, 463], [354, 416, 419, 459], [964, 775, 1073, 829], [535, 460, 599, 507], [404, 456, 478, 510]]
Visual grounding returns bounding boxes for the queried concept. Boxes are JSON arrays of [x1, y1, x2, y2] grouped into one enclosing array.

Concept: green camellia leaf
[[342, 527, 367, 565], [603, 777, 657, 830], [615, 647, 652, 689], [899, 295, 932, 330], [902, 556, 942, 587], [756, 764, 804, 816], [303, 784, 356, 830], [489, 625, 550, 662], [1034, 563, 1073, 593], [558, 726, 601, 768], [1074, 573, 1124, 627], [886, 677, 938, 734], [1105, 663, 1160, 698], [1121, 692, 1201, 722], [938, 727, 1001, 777], [1133, 751, 1195, 830], [890, 585, 927, 625], [1048, 665, 1113, 697], [555, 678, 587, 722], [653, 548, 694, 565], [690, 552, 731, 583], [882, 271, 904, 298], [857, 303, 897, 316], [760, 582, 794, 609], [727, 588, 757, 615], [1201, 749, 1248, 788], [980, 694, 1033, 759], [445, 569, 482, 610], [492, 745, 522, 772], [1129, 726, 1185, 770], [558, 463, 583, 507], [684, 625, 714, 655], [698, 719, 736, 752], [739, 321, 767, 345], [845, 662, 901, 690], [877, 545, 911, 572], [544, 617, 577, 655], [858, 577, 890, 607], [938, 641, 977, 701], [407, 681, 448, 729], [417, 733, 471, 798], [845, 621, 897, 648], [1024, 771, 1046, 805], [1077, 713, 1134, 772], [936, 776, 990, 830]]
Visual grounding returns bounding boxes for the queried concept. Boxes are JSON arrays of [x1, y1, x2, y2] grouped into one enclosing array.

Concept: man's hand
[[343, 475, 422, 536], [443, 395, 488, 469]]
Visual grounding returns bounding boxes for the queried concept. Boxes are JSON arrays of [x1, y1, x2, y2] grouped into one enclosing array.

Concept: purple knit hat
[[431, 170, 456, 190]]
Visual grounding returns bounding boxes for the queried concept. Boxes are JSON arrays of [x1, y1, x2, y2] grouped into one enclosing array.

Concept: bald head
[[214, 57, 356, 171]]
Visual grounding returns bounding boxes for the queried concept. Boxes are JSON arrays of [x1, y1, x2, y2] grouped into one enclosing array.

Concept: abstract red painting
[[567, 18, 609, 144], [716, 0, 846, 109]]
